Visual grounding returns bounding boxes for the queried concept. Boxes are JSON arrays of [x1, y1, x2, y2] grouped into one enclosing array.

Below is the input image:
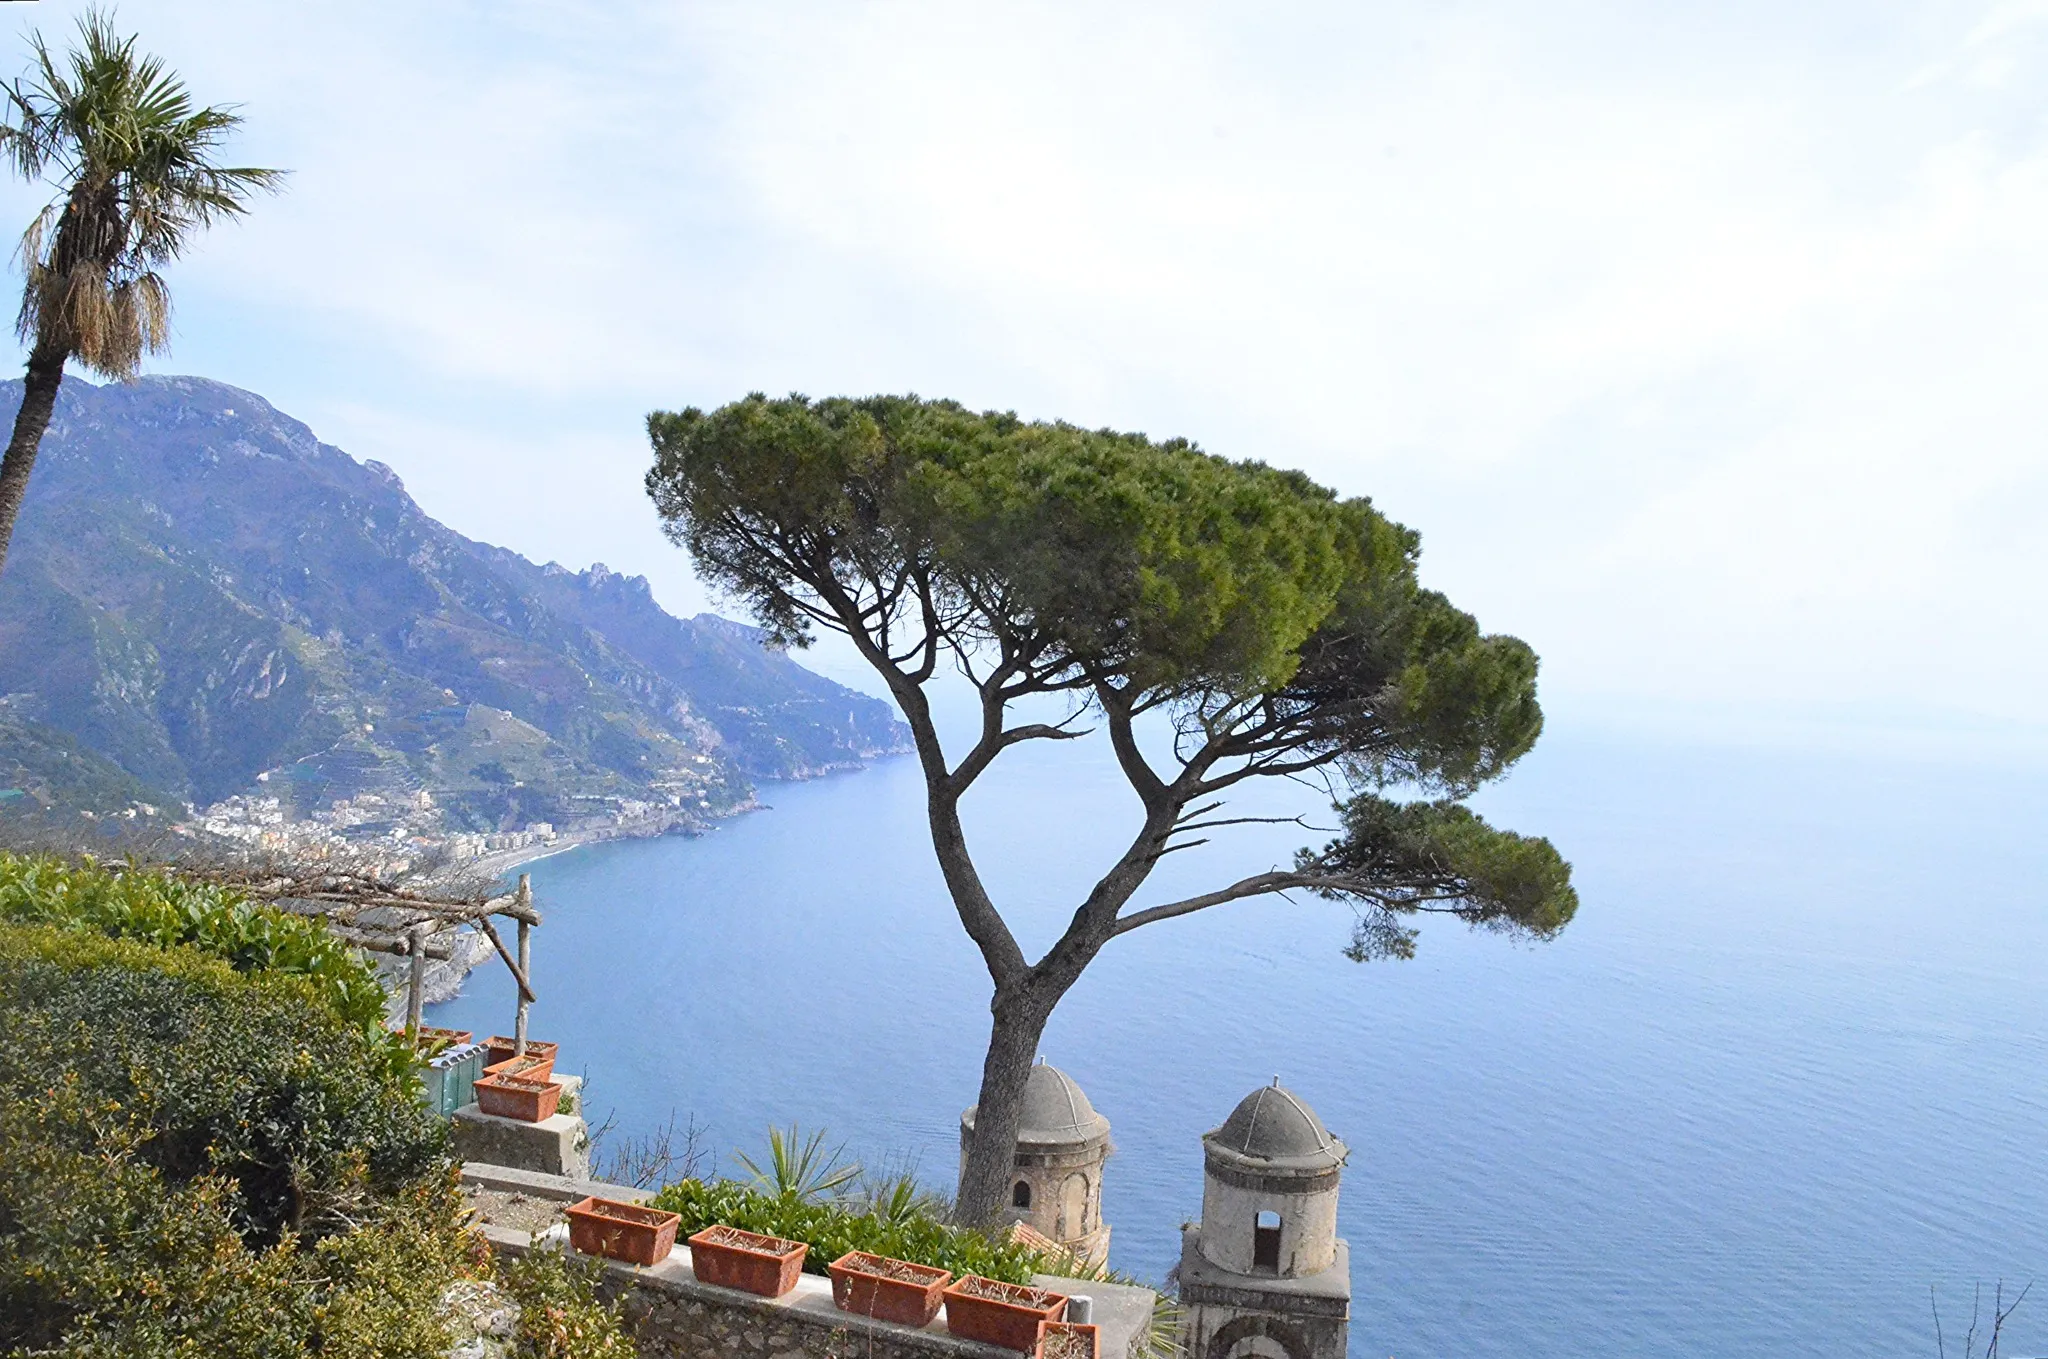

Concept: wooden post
[[405, 924, 428, 1039], [513, 874, 532, 1056]]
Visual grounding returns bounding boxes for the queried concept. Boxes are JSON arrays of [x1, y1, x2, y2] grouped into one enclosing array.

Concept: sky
[[1, 1, 2043, 754]]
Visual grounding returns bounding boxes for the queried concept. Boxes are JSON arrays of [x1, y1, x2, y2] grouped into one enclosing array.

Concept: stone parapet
[[468, 1165, 1156, 1359]]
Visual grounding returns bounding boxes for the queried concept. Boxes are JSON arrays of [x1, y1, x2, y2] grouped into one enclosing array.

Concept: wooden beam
[[404, 925, 428, 1038], [513, 875, 533, 1056], [335, 927, 457, 960], [475, 913, 535, 1004]]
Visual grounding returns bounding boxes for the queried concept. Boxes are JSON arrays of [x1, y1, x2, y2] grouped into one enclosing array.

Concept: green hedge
[[0, 921, 447, 1244], [0, 919, 631, 1357], [0, 852, 390, 1029], [647, 1178, 1048, 1285]]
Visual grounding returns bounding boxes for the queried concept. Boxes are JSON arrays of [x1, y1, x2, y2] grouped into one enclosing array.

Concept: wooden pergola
[[201, 863, 546, 1055]]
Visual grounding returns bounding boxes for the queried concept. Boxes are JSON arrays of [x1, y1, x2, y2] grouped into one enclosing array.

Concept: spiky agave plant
[[734, 1124, 862, 1203], [0, 9, 282, 572]]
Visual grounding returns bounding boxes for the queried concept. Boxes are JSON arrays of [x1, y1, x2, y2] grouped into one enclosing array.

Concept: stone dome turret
[[1204, 1081, 1346, 1173], [961, 1061, 1111, 1147]]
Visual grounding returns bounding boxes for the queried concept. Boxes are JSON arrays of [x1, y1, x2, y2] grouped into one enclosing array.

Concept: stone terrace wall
[[468, 1164, 1156, 1359]]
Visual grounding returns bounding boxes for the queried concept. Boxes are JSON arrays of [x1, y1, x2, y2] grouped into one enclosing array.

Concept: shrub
[[0, 850, 414, 1086], [0, 920, 632, 1356], [0, 922, 446, 1243], [647, 1177, 1048, 1284], [0, 852, 391, 1022], [496, 1248, 637, 1359]]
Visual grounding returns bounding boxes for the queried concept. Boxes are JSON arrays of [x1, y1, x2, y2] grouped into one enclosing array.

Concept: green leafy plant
[[0, 851, 413, 1088], [648, 1177, 1047, 1285], [734, 1123, 862, 1202], [0, 915, 632, 1357], [496, 1248, 636, 1359]]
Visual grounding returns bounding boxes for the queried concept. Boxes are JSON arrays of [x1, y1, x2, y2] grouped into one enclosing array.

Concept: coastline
[[422, 755, 906, 1008], [469, 749, 909, 880]]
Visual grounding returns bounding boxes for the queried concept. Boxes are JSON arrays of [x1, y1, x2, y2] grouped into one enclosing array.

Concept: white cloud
[[0, 0, 2040, 740]]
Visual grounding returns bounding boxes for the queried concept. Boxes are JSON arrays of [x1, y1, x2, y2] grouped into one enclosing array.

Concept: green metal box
[[422, 1041, 486, 1117]]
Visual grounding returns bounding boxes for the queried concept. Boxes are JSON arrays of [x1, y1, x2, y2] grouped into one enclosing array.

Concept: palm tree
[[0, 12, 281, 574]]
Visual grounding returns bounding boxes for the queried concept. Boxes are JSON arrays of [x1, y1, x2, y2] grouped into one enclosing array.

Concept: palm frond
[[0, 6, 284, 375]]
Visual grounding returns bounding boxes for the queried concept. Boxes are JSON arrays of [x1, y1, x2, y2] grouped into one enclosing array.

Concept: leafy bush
[[0, 851, 390, 1028], [496, 1248, 636, 1359], [0, 922, 446, 1243], [0, 851, 415, 1087], [648, 1177, 1048, 1284], [0, 919, 633, 1357]]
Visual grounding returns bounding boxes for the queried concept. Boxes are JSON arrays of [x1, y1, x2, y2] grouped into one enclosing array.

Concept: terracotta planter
[[943, 1276, 1068, 1352], [1038, 1322, 1100, 1359], [483, 1036, 558, 1072], [829, 1251, 952, 1327], [482, 1051, 556, 1082], [412, 1025, 474, 1051], [565, 1195, 680, 1266], [686, 1225, 808, 1298], [472, 1069, 562, 1122]]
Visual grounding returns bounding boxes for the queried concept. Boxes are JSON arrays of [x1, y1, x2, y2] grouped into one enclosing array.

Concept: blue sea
[[435, 711, 2048, 1358]]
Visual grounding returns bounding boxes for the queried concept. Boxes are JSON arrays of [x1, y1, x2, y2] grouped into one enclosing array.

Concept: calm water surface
[[436, 723, 2048, 1358]]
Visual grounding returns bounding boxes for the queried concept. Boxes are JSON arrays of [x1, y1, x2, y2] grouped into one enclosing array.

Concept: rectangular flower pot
[[829, 1250, 952, 1327], [943, 1276, 1068, 1352], [1038, 1322, 1100, 1359], [471, 1069, 563, 1122], [482, 1050, 556, 1083], [687, 1225, 808, 1298], [565, 1195, 680, 1266], [483, 1036, 558, 1072], [412, 1025, 474, 1052]]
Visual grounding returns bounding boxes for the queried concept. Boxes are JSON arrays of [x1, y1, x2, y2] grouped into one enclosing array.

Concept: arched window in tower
[[1059, 1172, 1088, 1237], [1012, 1180, 1033, 1210], [1253, 1210, 1283, 1272]]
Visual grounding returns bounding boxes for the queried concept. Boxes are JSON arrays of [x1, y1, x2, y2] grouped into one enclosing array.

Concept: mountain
[[0, 375, 906, 833]]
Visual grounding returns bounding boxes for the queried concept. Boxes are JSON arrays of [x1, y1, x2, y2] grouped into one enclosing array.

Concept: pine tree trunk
[[0, 337, 67, 578], [955, 984, 1058, 1227]]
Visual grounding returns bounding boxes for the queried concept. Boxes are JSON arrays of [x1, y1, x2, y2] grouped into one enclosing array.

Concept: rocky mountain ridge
[[0, 375, 907, 843]]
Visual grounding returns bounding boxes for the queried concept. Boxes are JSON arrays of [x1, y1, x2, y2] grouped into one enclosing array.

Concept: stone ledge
[[483, 1215, 1156, 1359], [462, 1161, 651, 1205]]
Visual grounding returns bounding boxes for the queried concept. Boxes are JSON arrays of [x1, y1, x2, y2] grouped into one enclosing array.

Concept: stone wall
[[467, 1163, 1157, 1359]]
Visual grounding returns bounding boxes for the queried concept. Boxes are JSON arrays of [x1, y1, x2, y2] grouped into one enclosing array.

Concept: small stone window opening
[[1013, 1180, 1033, 1209], [1252, 1210, 1282, 1272]]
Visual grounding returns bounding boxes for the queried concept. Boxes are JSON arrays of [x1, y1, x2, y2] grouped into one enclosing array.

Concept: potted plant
[[686, 1224, 808, 1298], [483, 1036, 558, 1077], [482, 1050, 556, 1082], [943, 1276, 1068, 1351], [411, 1025, 473, 1054], [471, 1069, 563, 1122], [828, 1251, 952, 1327], [1038, 1322, 1099, 1359], [565, 1195, 681, 1266]]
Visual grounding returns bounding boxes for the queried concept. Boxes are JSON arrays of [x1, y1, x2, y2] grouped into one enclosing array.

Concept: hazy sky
[[2, 2, 2043, 747]]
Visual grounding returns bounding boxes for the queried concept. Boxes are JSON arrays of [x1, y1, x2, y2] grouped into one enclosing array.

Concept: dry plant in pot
[[687, 1224, 808, 1298], [565, 1196, 681, 1266], [943, 1275, 1068, 1351], [483, 1036, 558, 1071], [829, 1251, 953, 1327], [471, 1069, 563, 1122], [1038, 1321, 1099, 1359]]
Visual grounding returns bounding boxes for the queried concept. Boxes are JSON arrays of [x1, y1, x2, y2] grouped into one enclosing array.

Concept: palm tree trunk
[[0, 336, 67, 577]]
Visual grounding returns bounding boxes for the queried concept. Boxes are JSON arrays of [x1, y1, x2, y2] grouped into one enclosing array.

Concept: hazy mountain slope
[[0, 375, 906, 825]]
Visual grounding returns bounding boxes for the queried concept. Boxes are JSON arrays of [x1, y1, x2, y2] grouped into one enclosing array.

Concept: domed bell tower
[[1179, 1080, 1350, 1359], [961, 1059, 1112, 1269]]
